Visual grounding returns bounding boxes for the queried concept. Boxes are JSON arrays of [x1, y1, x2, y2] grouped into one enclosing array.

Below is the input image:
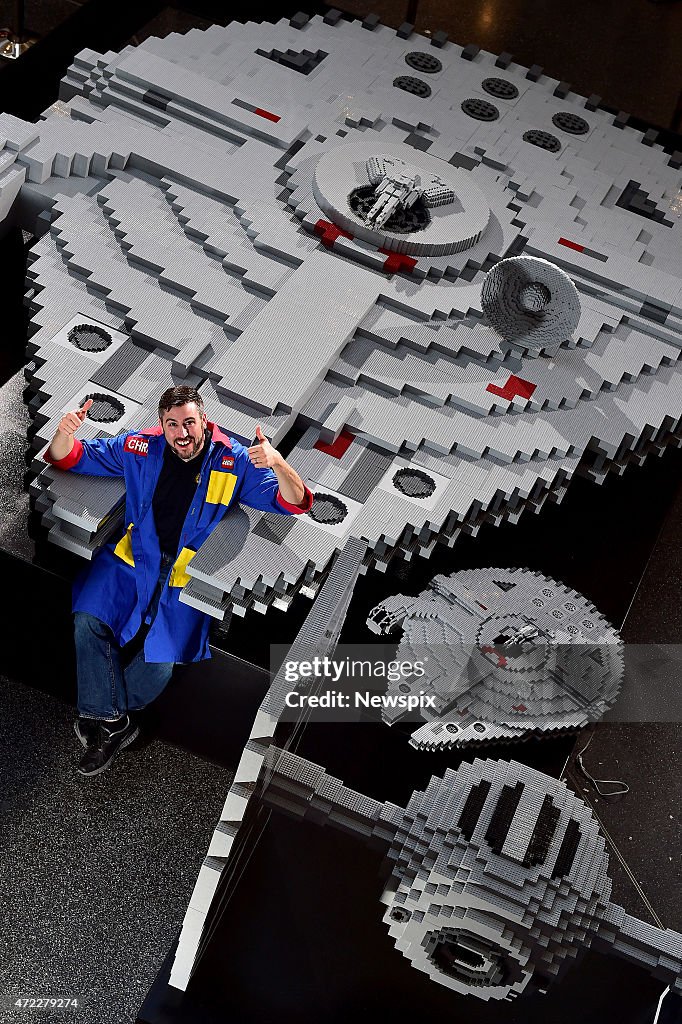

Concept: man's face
[[160, 402, 207, 461]]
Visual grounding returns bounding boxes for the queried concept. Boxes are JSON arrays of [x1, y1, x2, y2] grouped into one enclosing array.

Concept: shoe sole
[[76, 725, 141, 777]]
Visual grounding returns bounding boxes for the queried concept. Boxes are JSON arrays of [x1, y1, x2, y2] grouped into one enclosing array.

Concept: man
[[45, 385, 312, 776]]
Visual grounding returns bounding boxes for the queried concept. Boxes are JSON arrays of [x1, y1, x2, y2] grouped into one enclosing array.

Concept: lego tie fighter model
[[262, 747, 682, 1004]]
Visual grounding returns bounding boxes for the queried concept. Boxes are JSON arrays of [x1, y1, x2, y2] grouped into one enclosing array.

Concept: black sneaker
[[77, 716, 140, 776], [73, 717, 99, 749]]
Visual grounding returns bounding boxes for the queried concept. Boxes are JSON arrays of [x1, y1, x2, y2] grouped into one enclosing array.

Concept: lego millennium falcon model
[[169, 539, 682, 1000], [0, 11, 676, 619], [367, 566, 624, 747]]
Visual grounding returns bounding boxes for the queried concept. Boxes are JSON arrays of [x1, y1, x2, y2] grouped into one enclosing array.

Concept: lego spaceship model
[[481, 255, 582, 356], [1, 10, 679, 1010], [367, 567, 623, 747], [263, 749, 682, 1002], [8, 10, 680, 621]]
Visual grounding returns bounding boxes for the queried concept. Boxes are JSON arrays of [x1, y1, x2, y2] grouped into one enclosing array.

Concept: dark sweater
[[152, 430, 211, 556]]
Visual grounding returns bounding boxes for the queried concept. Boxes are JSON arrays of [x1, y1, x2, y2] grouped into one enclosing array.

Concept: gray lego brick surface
[[170, 536, 367, 989], [4, 15, 682, 616]]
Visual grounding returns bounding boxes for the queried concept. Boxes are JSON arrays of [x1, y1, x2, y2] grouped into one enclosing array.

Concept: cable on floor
[[572, 729, 630, 798]]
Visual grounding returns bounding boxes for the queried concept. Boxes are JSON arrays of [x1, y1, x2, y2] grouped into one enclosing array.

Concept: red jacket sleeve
[[43, 438, 84, 469], [276, 485, 314, 514]]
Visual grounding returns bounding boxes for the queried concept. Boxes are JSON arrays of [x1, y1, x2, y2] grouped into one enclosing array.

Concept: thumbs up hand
[[247, 424, 282, 470], [57, 397, 94, 437]]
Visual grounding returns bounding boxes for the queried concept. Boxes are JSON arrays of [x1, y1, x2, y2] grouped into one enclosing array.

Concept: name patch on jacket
[[221, 456, 234, 470], [124, 435, 149, 456]]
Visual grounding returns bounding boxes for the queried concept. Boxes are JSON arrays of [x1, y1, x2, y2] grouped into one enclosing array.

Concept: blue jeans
[[75, 555, 175, 721]]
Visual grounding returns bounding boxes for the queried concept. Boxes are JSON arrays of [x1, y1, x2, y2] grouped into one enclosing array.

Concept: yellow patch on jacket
[[169, 546, 196, 588], [113, 523, 135, 567], [205, 469, 238, 506]]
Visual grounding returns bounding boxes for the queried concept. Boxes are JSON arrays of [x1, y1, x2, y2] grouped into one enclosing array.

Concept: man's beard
[[173, 435, 203, 460]]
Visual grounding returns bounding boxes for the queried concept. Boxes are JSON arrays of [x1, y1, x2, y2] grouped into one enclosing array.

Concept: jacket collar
[[207, 421, 233, 448], [137, 421, 233, 449]]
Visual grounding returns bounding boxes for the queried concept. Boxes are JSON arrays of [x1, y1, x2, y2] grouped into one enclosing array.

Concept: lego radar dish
[[3, 13, 679, 620], [367, 567, 623, 746], [481, 256, 582, 356]]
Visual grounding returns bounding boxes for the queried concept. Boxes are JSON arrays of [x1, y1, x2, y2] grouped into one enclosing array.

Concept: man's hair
[[158, 386, 204, 418]]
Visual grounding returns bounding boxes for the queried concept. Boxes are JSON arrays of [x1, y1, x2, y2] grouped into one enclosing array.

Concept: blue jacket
[[45, 422, 312, 663]]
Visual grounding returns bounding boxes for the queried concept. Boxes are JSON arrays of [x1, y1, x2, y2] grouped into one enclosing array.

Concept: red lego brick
[[481, 645, 508, 668], [558, 237, 585, 253], [314, 219, 354, 247], [487, 374, 537, 401], [314, 429, 355, 458], [379, 248, 418, 274], [254, 107, 281, 122]]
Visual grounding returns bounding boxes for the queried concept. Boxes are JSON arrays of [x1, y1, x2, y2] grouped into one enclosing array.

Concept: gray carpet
[[0, 371, 33, 562], [0, 678, 232, 1023]]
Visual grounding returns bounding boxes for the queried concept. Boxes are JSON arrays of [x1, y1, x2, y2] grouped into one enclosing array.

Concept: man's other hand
[[57, 398, 93, 437], [247, 425, 282, 470]]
